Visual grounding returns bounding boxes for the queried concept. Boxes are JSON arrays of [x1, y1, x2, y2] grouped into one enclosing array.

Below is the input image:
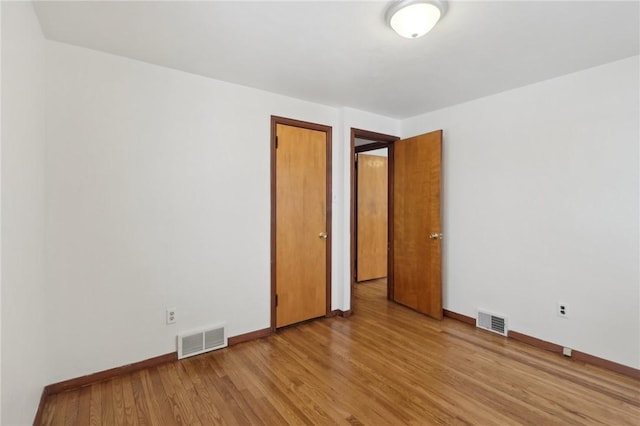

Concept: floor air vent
[[178, 323, 227, 359], [477, 310, 508, 336]]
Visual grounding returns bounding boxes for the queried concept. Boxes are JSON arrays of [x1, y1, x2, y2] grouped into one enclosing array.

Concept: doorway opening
[[350, 128, 444, 319], [350, 129, 398, 312]]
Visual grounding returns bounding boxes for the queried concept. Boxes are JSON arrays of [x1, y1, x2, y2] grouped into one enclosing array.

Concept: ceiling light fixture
[[386, 0, 446, 39]]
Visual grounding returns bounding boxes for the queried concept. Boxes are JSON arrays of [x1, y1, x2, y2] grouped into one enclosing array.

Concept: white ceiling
[[33, 0, 640, 119]]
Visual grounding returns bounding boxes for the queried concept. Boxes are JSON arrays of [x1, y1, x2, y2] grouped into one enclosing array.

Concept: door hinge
[[275, 294, 278, 307], [275, 136, 278, 149]]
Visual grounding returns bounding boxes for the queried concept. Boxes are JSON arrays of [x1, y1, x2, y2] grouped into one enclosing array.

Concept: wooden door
[[357, 154, 388, 281], [393, 130, 442, 319], [274, 122, 330, 328]]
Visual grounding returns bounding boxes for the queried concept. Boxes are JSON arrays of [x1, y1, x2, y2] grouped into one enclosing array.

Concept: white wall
[[44, 40, 351, 384], [1, 4, 3, 422], [1, 2, 48, 424], [402, 56, 640, 369]]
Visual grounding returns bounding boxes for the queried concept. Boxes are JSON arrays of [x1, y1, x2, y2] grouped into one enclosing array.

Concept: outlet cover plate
[[167, 307, 177, 324], [557, 302, 568, 318]]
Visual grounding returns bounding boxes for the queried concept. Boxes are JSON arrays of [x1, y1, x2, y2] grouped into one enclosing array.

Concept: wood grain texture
[[329, 309, 353, 318], [33, 388, 50, 426], [357, 154, 388, 281], [441, 311, 640, 379], [510, 331, 640, 379], [38, 280, 640, 426], [571, 349, 640, 380], [443, 308, 476, 325], [275, 123, 328, 328], [45, 353, 178, 395], [393, 130, 443, 319], [338, 309, 352, 318], [228, 327, 272, 346], [509, 330, 564, 353]]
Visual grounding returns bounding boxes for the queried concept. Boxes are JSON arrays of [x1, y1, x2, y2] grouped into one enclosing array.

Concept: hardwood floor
[[39, 280, 639, 425]]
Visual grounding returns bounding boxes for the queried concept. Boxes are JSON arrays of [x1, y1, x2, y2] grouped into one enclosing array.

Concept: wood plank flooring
[[39, 280, 640, 425]]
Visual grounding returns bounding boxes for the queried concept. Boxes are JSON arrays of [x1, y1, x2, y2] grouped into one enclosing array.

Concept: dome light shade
[[386, 0, 446, 39]]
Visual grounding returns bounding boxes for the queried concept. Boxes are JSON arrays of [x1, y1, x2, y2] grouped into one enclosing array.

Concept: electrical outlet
[[557, 302, 568, 318], [562, 347, 572, 357], [166, 307, 177, 324]]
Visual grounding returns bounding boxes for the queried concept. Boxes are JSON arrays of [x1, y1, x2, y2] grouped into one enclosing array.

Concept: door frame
[[350, 128, 399, 312], [271, 116, 333, 331]]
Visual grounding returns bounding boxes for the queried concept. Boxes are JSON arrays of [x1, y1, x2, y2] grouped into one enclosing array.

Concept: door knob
[[429, 233, 443, 240], [319, 232, 328, 239]]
